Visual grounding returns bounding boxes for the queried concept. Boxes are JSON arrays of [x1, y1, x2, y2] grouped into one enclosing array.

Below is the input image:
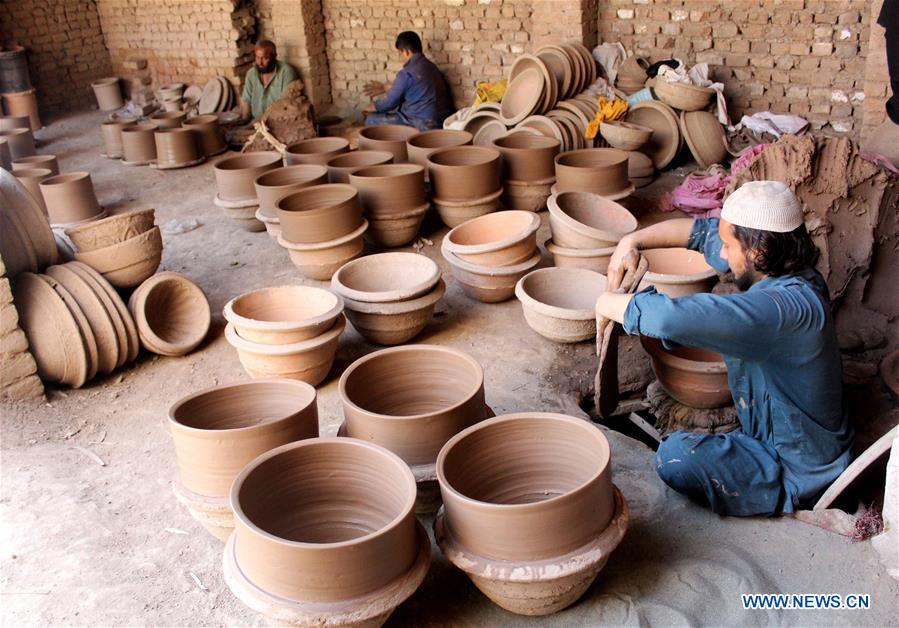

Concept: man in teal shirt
[[597, 181, 853, 516], [240, 40, 298, 121]]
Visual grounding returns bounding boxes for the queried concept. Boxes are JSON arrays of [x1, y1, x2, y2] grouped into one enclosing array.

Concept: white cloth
[[592, 42, 627, 85], [657, 61, 730, 126], [739, 111, 809, 138], [872, 430, 899, 581], [721, 180, 804, 232], [582, 77, 616, 100]]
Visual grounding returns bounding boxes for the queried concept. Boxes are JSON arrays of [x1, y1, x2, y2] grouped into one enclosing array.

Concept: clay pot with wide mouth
[[339, 278, 446, 346], [91, 77, 124, 111], [407, 129, 472, 179], [283, 137, 350, 166], [223, 285, 344, 345], [544, 238, 616, 273], [12, 154, 59, 176], [433, 188, 504, 228], [366, 202, 430, 248], [326, 150, 394, 184], [74, 226, 162, 288], [275, 183, 364, 244], [224, 438, 429, 626], [492, 133, 560, 181], [501, 178, 555, 212], [640, 336, 730, 408], [0, 128, 36, 160], [515, 267, 607, 343], [213, 151, 282, 201], [154, 128, 200, 166], [120, 123, 159, 164], [554, 148, 633, 199], [277, 220, 368, 280], [182, 114, 227, 157], [599, 120, 653, 151], [225, 314, 345, 385], [65, 208, 155, 252], [654, 79, 715, 112], [428, 146, 501, 202], [331, 252, 440, 303], [348, 163, 426, 216], [444, 210, 540, 267], [39, 172, 103, 226], [500, 68, 545, 125], [100, 119, 136, 158], [435, 412, 627, 616], [442, 244, 542, 303], [253, 165, 329, 219], [13, 167, 52, 214], [638, 247, 718, 297], [149, 110, 187, 129], [357, 124, 419, 162], [127, 271, 210, 355], [547, 191, 638, 249]]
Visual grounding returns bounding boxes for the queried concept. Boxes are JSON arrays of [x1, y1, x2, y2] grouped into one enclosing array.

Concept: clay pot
[[225, 314, 345, 385], [277, 220, 368, 281], [154, 128, 200, 166], [428, 146, 501, 202], [641, 336, 730, 408], [223, 285, 344, 345], [331, 252, 440, 303], [276, 183, 364, 244], [91, 77, 124, 111], [515, 267, 607, 343], [357, 124, 419, 162], [599, 120, 653, 151], [120, 123, 159, 164], [1, 90, 40, 130], [407, 129, 472, 180], [12, 154, 59, 176], [159, 83, 185, 100], [73, 226, 161, 288], [444, 210, 540, 267], [348, 164, 426, 216], [433, 188, 504, 229], [654, 79, 715, 112], [366, 202, 430, 248], [13, 167, 52, 214], [283, 137, 350, 166], [435, 412, 626, 616], [213, 151, 282, 201], [64, 208, 155, 252], [326, 150, 393, 184], [554, 148, 633, 199], [100, 119, 136, 158], [224, 438, 428, 625], [492, 133, 560, 181], [128, 271, 210, 356], [639, 247, 718, 297], [182, 114, 227, 157], [161, 98, 182, 113], [340, 279, 446, 346], [442, 244, 542, 303], [0, 137, 10, 171], [544, 238, 616, 273], [0, 115, 31, 132], [501, 178, 554, 212], [39, 172, 103, 226], [149, 111, 186, 129], [0, 128, 35, 159], [339, 345, 486, 466], [214, 195, 266, 232], [547, 191, 638, 249], [680, 110, 727, 168], [500, 67, 544, 125], [253, 164, 329, 220]]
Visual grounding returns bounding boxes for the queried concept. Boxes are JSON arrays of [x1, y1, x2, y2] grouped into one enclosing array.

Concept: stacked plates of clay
[[427, 145, 502, 228], [197, 76, 236, 115], [212, 151, 282, 231], [441, 210, 541, 303], [39, 171, 108, 227], [275, 183, 368, 280], [492, 133, 560, 212], [223, 284, 346, 385], [515, 267, 608, 343], [553, 148, 634, 201], [348, 163, 428, 247], [545, 191, 638, 273], [253, 164, 329, 240], [330, 252, 444, 345], [283, 137, 350, 167], [129, 271, 211, 357]]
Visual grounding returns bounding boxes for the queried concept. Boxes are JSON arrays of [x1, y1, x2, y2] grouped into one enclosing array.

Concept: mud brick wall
[[0, 257, 44, 401], [861, 0, 890, 142], [0, 0, 113, 114]]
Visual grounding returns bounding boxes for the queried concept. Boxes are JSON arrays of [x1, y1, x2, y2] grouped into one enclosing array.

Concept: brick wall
[[0, 0, 113, 114], [861, 0, 889, 142], [0, 256, 44, 401]]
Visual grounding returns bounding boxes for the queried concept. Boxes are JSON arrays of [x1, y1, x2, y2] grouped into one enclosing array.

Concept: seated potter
[[596, 181, 853, 516], [240, 40, 299, 121], [362, 31, 454, 132]]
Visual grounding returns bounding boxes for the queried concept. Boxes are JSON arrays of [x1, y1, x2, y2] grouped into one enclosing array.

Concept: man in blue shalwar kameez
[[597, 181, 853, 516]]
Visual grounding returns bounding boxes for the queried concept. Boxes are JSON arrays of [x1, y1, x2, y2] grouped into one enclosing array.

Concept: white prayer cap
[[721, 180, 803, 232]]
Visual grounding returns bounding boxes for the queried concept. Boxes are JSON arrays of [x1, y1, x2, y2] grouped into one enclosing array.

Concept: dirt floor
[[2, 109, 897, 626]]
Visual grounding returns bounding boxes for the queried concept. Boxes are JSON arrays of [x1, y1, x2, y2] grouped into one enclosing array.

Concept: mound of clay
[[242, 80, 317, 153], [647, 380, 740, 436]]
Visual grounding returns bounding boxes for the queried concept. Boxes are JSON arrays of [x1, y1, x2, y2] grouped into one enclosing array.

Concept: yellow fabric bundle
[[585, 97, 629, 140], [474, 79, 508, 106]]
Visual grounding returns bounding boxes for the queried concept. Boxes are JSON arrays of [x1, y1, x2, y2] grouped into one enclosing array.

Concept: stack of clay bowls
[[515, 267, 608, 343], [153, 128, 203, 169], [223, 438, 430, 626], [0, 127, 36, 160], [183, 114, 227, 158], [11, 154, 59, 176], [66, 208, 162, 289], [427, 145, 502, 228], [654, 78, 715, 112], [129, 271, 211, 356], [546, 191, 638, 273], [553, 148, 634, 200], [348, 164, 428, 247], [121, 123, 159, 166], [159, 83, 185, 112], [534, 42, 597, 102], [253, 164, 328, 241], [0, 168, 57, 276], [435, 412, 628, 616], [339, 344, 491, 513], [13, 261, 139, 387], [213, 151, 282, 231], [640, 336, 730, 408], [615, 56, 650, 94], [325, 150, 393, 184], [624, 100, 681, 170], [283, 137, 350, 166], [100, 119, 136, 158], [599, 121, 653, 152], [330, 252, 444, 345], [628, 151, 656, 188], [275, 184, 368, 280], [91, 77, 124, 111], [441, 210, 542, 303], [357, 124, 418, 162], [492, 133, 560, 212], [39, 172, 107, 227], [638, 247, 718, 296], [406, 129, 472, 181], [223, 284, 345, 385], [679, 111, 727, 168]]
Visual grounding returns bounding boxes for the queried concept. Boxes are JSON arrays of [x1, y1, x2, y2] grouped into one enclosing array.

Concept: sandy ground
[[1, 110, 897, 627]]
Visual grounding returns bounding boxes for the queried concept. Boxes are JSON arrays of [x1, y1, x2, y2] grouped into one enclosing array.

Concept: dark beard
[[734, 268, 755, 291], [257, 60, 277, 74]]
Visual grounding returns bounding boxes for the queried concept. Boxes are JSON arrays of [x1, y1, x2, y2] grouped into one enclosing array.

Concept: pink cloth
[[859, 151, 899, 174], [730, 143, 769, 175], [660, 172, 730, 218]]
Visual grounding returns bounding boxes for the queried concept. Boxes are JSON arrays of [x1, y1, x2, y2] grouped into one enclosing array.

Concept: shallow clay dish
[[223, 285, 343, 345], [680, 110, 727, 168], [641, 336, 730, 408], [548, 191, 638, 249], [509, 54, 555, 115], [67, 261, 138, 364], [625, 100, 681, 169], [128, 271, 211, 356], [357, 124, 419, 162], [284, 137, 350, 166], [639, 247, 718, 297], [330, 252, 440, 303], [65, 208, 155, 252], [500, 68, 544, 125], [515, 267, 608, 343], [444, 210, 540, 267]]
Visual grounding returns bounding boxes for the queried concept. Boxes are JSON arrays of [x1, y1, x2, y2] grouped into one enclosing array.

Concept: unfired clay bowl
[[277, 220, 368, 281], [276, 183, 363, 244], [492, 133, 560, 181], [223, 285, 344, 345], [515, 267, 607, 343], [348, 164, 426, 216], [340, 279, 446, 346], [442, 244, 542, 303], [443, 210, 540, 267], [638, 247, 718, 297], [330, 252, 440, 304], [253, 165, 329, 219], [407, 129, 472, 180], [544, 238, 616, 273], [213, 152, 282, 201], [427, 146, 501, 202], [547, 191, 638, 249], [357, 124, 419, 162], [366, 202, 430, 248], [326, 150, 394, 184], [554, 148, 632, 199], [433, 188, 504, 228], [128, 271, 210, 356], [284, 137, 350, 166], [74, 226, 162, 289], [641, 336, 731, 408], [65, 208, 155, 252]]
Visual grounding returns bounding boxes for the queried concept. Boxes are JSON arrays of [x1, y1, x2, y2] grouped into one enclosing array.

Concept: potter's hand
[[607, 235, 637, 291], [363, 102, 376, 113], [363, 81, 386, 97]]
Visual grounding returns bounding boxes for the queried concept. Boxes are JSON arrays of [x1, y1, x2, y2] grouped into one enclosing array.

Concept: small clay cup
[[330, 252, 440, 303], [547, 191, 638, 249], [100, 119, 136, 158], [276, 183, 364, 244], [427, 145, 501, 202], [154, 128, 200, 166], [641, 336, 730, 408], [638, 247, 718, 297], [348, 163, 426, 216], [214, 151, 283, 201], [223, 285, 344, 345], [515, 267, 607, 343], [407, 129, 472, 180], [492, 133, 560, 181], [128, 271, 211, 356], [39, 172, 103, 226], [183, 114, 227, 157], [65, 208, 155, 252], [443, 210, 540, 267], [121, 123, 159, 164], [326, 150, 394, 184], [12, 154, 60, 176], [149, 110, 187, 129], [283, 137, 350, 166], [13, 167, 52, 214], [0, 128, 36, 160], [357, 124, 419, 162], [253, 165, 329, 219], [554, 148, 632, 198]]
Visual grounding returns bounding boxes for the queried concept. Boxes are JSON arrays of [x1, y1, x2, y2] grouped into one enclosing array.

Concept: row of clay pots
[[223, 285, 345, 385], [102, 115, 225, 167], [492, 133, 560, 212], [331, 252, 444, 345]]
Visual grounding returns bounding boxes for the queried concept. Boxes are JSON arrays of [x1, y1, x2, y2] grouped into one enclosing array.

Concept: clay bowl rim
[[131, 270, 210, 353], [121, 122, 159, 135], [168, 378, 317, 439], [515, 267, 608, 322], [39, 171, 92, 188], [223, 284, 344, 332], [544, 238, 616, 258], [13, 166, 53, 180], [254, 164, 329, 191], [338, 344, 484, 422], [442, 246, 542, 277], [325, 150, 394, 170], [182, 114, 220, 127], [436, 412, 612, 512], [407, 129, 473, 150], [554, 147, 630, 170], [339, 278, 445, 315], [214, 151, 282, 173], [640, 335, 727, 374], [229, 436, 417, 550], [275, 182, 358, 217], [547, 191, 638, 241], [224, 314, 346, 356], [491, 132, 561, 152], [63, 207, 155, 240], [347, 163, 425, 181], [91, 77, 119, 88], [427, 145, 501, 169], [285, 136, 350, 157], [444, 210, 541, 255], [641, 247, 717, 285], [276, 220, 368, 252], [358, 124, 419, 143], [330, 251, 440, 304]]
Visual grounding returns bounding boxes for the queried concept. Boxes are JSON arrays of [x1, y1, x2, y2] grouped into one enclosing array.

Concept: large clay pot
[[515, 267, 607, 343], [39, 172, 103, 226], [638, 247, 718, 296], [276, 183, 363, 244], [65, 208, 155, 252], [554, 148, 633, 199], [12, 154, 59, 176], [74, 226, 162, 288], [407, 129, 472, 180], [224, 438, 429, 625], [91, 77, 124, 111], [128, 271, 210, 355], [330, 251, 440, 303], [547, 191, 638, 249], [149, 110, 187, 129], [433, 188, 504, 228], [100, 119, 136, 158], [182, 114, 227, 157], [443, 210, 540, 267], [366, 202, 430, 248], [348, 164, 426, 216], [154, 128, 200, 167], [435, 412, 627, 616], [357, 124, 418, 162], [544, 238, 615, 273], [223, 285, 344, 345], [213, 152, 282, 201], [502, 178, 554, 212], [641, 336, 730, 408], [13, 167, 52, 214], [427, 146, 501, 201], [339, 345, 487, 466], [0, 128, 35, 159], [283, 137, 349, 166], [277, 220, 368, 281], [253, 164, 329, 220], [326, 150, 393, 184], [339, 279, 446, 346], [442, 244, 542, 303], [654, 79, 715, 112], [120, 123, 159, 164], [492, 133, 560, 181], [599, 120, 653, 151]]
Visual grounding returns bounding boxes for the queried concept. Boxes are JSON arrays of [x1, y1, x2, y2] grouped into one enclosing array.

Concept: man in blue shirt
[[363, 31, 454, 131], [596, 181, 853, 516]]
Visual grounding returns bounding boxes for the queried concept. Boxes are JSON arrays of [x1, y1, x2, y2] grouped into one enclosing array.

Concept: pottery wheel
[[646, 380, 740, 436]]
